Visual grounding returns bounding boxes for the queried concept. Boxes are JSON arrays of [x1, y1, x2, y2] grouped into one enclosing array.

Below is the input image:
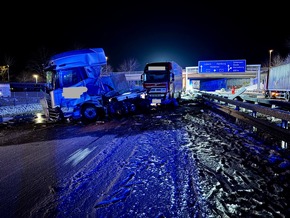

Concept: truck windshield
[[143, 72, 169, 82], [46, 67, 88, 90]]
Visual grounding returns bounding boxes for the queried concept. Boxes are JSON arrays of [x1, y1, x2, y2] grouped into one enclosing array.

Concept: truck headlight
[[140, 92, 146, 99]]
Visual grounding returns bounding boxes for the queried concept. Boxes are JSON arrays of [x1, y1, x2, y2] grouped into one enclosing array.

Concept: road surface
[[0, 101, 289, 217]]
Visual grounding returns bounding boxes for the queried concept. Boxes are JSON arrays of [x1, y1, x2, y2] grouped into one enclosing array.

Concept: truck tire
[[264, 90, 270, 99], [286, 91, 290, 102], [81, 104, 98, 123]]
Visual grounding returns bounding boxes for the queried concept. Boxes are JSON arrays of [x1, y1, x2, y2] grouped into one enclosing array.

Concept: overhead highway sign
[[198, 60, 246, 73]]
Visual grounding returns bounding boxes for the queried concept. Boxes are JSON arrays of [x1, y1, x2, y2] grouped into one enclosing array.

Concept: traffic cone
[[231, 86, 236, 94]]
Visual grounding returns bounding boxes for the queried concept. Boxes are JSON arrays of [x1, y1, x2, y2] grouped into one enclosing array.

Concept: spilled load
[[41, 48, 145, 123]]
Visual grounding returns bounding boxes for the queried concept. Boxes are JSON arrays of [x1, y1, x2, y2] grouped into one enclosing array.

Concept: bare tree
[[0, 65, 8, 81], [262, 52, 290, 68], [282, 54, 290, 64], [0, 55, 15, 81], [15, 70, 34, 82], [117, 58, 140, 72], [271, 53, 285, 66], [101, 64, 114, 76], [25, 47, 51, 81]]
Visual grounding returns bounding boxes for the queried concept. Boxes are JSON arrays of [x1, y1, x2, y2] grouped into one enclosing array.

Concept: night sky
[[1, 1, 289, 72]]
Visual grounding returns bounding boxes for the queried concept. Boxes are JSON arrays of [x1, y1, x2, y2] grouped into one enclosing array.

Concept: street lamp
[[266, 49, 274, 94], [269, 49, 273, 68], [7, 65, 9, 82], [33, 74, 38, 83]]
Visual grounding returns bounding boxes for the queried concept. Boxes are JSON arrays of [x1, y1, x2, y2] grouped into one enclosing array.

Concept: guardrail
[[201, 92, 290, 145]]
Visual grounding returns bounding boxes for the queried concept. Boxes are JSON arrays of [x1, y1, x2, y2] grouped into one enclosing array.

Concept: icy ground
[[0, 100, 290, 217], [0, 103, 43, 117]]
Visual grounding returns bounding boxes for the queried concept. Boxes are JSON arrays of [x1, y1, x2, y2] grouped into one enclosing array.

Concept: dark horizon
[[1, 1, 289, 74]]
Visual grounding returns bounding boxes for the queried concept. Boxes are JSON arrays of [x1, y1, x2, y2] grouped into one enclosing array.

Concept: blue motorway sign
[[198, 60, 246, 73]]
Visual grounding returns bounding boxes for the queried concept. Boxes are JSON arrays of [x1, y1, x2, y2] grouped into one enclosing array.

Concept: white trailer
[[265, 63, 290, 101]]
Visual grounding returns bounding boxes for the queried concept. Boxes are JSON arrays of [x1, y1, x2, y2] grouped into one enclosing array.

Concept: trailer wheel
[[264, 90, 270, 99], [286, 91, 290, 102], [81, 104, 98, 123]]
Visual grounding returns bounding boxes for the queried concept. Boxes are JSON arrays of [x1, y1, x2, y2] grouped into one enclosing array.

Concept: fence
[[0, 91, 45, 106]]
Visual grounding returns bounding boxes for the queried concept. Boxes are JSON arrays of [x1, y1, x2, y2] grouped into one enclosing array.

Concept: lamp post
[[33, 74, 38, 83], [269, 49, 273, 68], [7, 65, 9, 82], [266, 49, 273, 93]]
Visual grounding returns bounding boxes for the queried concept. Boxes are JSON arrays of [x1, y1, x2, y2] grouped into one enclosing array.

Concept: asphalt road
[[0, 101, 289, 217]]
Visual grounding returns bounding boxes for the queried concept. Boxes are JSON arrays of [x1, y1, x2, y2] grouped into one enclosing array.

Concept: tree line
[[0, 47, 141, 83], [1, 45, 290, 83]]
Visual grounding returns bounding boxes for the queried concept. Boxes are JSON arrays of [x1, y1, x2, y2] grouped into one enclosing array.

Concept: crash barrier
[[201, 92, 290, 147]]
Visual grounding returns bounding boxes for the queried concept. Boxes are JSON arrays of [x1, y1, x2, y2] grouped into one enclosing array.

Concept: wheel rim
[[83, 106, 97, 119]]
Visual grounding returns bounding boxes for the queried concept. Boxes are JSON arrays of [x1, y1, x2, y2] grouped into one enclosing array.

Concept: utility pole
[[266, 49, 273, 91]]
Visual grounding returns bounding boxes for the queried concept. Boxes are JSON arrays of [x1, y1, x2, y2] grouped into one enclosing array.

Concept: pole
[[266, 50, 273, 91], [185, 67, 188, 91], [7, 65, 9, 82], [33, 74, 38, 84], [269, 50, 273, 68]]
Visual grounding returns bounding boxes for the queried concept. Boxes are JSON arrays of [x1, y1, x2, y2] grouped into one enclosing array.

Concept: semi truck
[[265, 63, 290, 101], [41, 48, 145, 123], [140, 61, 183, 107]]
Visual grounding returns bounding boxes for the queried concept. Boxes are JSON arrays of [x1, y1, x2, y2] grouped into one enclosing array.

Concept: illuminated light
[[140, 93, 146, 99], [33, 74, 38, 83], [34, 112, 45, 124]]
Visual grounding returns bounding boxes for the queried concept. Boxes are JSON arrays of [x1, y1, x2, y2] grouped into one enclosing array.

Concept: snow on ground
[[1, 98, 290, 217], [0, 103, 43, 117], [182, 110, 290, 217]]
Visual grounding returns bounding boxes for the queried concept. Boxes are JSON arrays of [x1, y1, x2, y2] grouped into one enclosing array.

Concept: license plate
[[152, 99, 161, 104]]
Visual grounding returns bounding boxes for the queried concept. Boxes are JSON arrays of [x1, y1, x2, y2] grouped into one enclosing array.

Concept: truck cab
[[141, 61, 183, 107], [42, 48, 147, 123]]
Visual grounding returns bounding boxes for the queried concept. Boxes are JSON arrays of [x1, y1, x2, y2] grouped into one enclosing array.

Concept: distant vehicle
[[265, 63, 290, 101], [141, 61, 183, 107], [41, 48, 146, 123]]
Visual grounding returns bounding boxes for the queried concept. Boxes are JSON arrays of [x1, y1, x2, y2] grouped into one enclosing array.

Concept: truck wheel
[[286, 91, 290, 102], [264, 90, 270, 99], [81, 104, 98, 123]]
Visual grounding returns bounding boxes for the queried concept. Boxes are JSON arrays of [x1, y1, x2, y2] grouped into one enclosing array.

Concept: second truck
[[140, 61, 183, 107]]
